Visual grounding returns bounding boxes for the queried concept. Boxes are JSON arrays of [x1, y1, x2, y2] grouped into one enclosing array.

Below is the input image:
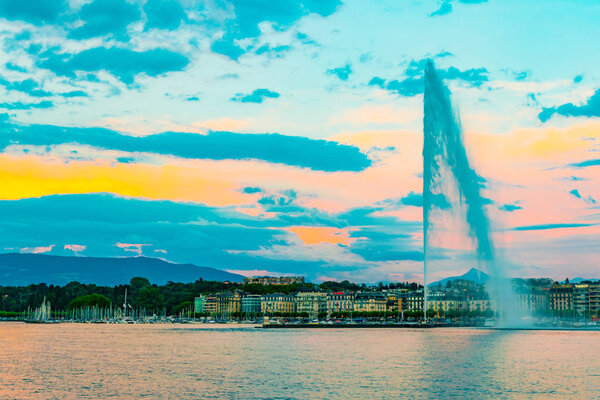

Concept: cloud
[[564, 176, 586, 181], [60, 90, 88, 98], [369, 76, 423, 97], [0, 100, 53, 110], [285, 226, 354, 246], [512, 223, 595, 231], [258, 189, 303, 212], [226, 269, 294, 277], [568, 159, 600, 168], [20, 245, 55, 254], [143, 0, 186, 30], [430, 0, 487, 17], [5, 62, 27, 72], [436, 66, 488, 86], [0, 193, 331, 277], [574, 75, 583, 84], [210, 0, 341, 59], [499, 203, 522, 212], [231, 88, 280, 103], [64, 244, 86, 253], [400, 191, 424, 207], [255, 44, 292, 57], [430, 2, 452, 17], [116, 242, 150, 256], [0, 119, 372, 172], [0, 77, 52, 97], [512, 71, 529, 81], [0, 192, 428, 280], [37, 46, 190, 84], [326, 64, 352, 81], [539, 88, 600, 122], [69, 0, 141, 40], [243, 187, 262, 194], [400, 191, 451, 209], [352, 247, 424, 262], [0, 0, 67, 25], [435, 51, 454, 58], [570, 189, 597, 205], [333, 205, 424, 262], [369, 59, 488, 96]]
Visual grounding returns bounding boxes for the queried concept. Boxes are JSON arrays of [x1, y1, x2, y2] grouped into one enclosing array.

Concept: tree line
[[0, 277, 423, 315]]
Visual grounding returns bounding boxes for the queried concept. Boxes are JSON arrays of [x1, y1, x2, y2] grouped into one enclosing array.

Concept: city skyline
[[0, 0, 599, 283]]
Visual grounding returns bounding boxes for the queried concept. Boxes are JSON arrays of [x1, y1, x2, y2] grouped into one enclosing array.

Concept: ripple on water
[[0, 323, 599, 399]]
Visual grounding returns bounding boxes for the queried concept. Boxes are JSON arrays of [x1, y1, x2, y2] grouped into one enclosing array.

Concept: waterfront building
[[296, 292, 327, 318], [353, 292, 386, 313], [549, 284, 574, 312], [204, 296, 218, 315], [406, 291, 424, 312], [427, 293, 467, 313], [326, 292, 355, 314], [241, 294, 262, 315], [385, 294, 400, 313], [514, 291, 549, 314], [194, 295, 207, 314], [216, 292, 242, 319], [589, 283, 600, 320], [573, 284, 589, 317], [395, 291, 411, 312], [467, 298, 490, 312], [244, 276, 305, 285], [261, 293, 296, 315]]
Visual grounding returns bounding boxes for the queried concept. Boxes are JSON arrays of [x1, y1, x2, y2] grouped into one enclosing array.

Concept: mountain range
[[0, 253, 244, 286]]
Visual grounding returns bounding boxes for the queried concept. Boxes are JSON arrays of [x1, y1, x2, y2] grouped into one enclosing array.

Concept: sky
[[0, 0, 598, 283]]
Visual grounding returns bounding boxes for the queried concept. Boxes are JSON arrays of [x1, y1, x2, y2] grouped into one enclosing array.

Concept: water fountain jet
[[422, 60, 529, 327]]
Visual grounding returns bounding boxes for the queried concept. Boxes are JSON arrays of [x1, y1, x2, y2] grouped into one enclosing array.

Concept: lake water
[[0, 322, 598, 399]]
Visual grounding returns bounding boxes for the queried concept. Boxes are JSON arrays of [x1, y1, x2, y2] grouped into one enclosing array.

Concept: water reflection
[[0, 323, 598, 399]]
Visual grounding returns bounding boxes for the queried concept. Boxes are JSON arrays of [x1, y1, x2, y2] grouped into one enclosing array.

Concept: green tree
[[67, 293, 111, 310], [129, 277, 151, 293], [172, 301, 193, 315], [135, 287, 165, 312]]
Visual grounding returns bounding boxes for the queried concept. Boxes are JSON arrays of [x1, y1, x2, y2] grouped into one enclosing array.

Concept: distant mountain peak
[[0, 253, 244, 286], [428, 268, 489, 287]]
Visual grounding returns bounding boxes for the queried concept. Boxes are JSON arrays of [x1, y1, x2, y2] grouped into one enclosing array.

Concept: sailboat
[[25, 296, 57, 323]]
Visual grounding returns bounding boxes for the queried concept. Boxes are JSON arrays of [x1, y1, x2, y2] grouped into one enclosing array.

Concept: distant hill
[[0, 253, 244, 286], [428, 268, 489, 287], [563, 278, 597, 284]]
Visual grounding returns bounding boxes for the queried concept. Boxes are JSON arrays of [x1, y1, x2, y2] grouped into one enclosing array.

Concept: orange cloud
[[468, 121, 600, 164], [0, 154, 245, 206], [64, 244, 86, 253], [21, 245, 54, 254], [285, 226, 354, 246]]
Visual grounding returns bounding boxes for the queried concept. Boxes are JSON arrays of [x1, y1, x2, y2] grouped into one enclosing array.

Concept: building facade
[[573, 284, 589, 316], [550, 284, 574, 312], [353, 293, 386, 313], [244, 276, 305, 285], [515, 291, 549, 314], [216, 292, 242, 318], [589, 284, 600, 319], [261, 294, 296, 315], [296, 292, 327, 317], [241, 294, 262, 315], [406, 291, 424, 312], [204, 296, 217, 315], [467, 298, 490, 312], [326, 292, 355, 314]]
